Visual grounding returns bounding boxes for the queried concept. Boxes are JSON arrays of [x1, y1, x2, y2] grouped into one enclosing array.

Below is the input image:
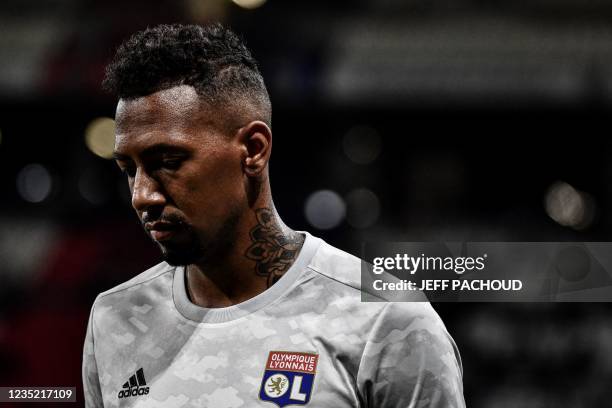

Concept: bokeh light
[[544, 181, 596, 230], [304, 190, 346, 230], [85, 117, 115, 159], [231, 0, 267, 10], [16, 163, 53, 203]]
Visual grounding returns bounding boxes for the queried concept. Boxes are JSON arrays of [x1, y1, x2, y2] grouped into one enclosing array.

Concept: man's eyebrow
[[112, 143, 191, 161], [112, 152, 130, 161]]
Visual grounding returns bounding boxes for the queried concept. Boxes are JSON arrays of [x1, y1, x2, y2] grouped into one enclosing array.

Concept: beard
[[147, 209, 241, 267], [157, 227, 205, 266]]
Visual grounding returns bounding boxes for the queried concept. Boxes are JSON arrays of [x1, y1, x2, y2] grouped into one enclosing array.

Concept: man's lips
[[145, 221, 179, 242]]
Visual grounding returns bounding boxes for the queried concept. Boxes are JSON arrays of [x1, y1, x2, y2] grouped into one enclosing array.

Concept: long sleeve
[[356, 302, 465, 408], [82, 303, 104, 408]]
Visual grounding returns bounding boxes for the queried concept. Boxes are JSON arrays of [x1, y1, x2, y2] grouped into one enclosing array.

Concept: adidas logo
[[117, 368, 150, 399]]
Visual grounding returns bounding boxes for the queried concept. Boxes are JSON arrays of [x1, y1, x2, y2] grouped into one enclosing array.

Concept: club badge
[[259, 351, 318, 407]]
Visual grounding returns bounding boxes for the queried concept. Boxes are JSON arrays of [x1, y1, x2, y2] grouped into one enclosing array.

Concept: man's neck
[[185, 207, 305, 308]]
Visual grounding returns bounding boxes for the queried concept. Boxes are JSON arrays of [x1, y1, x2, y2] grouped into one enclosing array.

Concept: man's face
[[113, 85, 247, 265]]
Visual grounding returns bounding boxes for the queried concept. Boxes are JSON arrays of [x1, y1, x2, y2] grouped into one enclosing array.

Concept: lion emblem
[[264, 374, 289, 398]]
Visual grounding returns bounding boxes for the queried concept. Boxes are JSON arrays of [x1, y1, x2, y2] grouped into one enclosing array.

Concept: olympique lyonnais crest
[[259, 351, 319, 407]]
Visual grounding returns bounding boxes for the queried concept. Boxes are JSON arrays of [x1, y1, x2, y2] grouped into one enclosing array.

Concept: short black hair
[[103, 23, 271, 126]]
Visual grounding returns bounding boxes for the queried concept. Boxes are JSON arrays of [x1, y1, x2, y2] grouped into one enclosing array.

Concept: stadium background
[[1, 0, 612, 406]]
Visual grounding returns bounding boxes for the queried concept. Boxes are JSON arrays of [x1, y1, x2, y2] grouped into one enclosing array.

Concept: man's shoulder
[[94, 261, 174, 304], [307, 239, 363, 293], [306, 237, 433, 309]]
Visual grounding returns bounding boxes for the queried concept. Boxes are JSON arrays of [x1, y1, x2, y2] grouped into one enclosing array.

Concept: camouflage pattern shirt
[[82, 232, 465, 407]]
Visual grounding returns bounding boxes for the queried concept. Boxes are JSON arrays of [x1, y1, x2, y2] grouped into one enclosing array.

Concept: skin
[[113, 85, 304, 308]]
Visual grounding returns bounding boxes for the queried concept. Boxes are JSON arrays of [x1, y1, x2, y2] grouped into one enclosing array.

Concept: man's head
[[105, 24, 273, 266], [103, 23, 271, 128]]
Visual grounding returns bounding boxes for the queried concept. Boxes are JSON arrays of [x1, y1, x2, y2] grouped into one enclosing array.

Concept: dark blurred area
[[1, 0, 612, 407]]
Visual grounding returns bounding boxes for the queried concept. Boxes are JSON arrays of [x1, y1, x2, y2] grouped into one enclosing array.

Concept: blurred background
[[1, 0, 612, 406]]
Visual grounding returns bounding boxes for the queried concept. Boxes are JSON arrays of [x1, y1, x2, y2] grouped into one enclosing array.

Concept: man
[[82, 23, 465, 408]]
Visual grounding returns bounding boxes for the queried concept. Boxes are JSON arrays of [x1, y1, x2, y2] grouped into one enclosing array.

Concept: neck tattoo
[[245, 208, 305, 287]]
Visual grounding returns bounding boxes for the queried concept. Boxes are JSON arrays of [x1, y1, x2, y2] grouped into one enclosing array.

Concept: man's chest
[[97, 324, 363, 408]]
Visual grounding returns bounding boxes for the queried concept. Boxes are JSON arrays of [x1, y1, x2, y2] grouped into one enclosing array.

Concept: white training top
[[83, 232, 465, 408]]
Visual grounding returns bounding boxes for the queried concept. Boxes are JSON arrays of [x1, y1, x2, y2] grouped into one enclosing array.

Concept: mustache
[[141, 212, 189, 227]]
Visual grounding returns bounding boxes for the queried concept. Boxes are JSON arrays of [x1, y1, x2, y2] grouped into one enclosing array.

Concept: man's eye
[[161, 158, 182, 170]]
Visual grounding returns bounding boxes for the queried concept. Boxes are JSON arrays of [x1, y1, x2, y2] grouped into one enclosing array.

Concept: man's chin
[[162, 253, 197, 266], [153, 221, 237, 267], [159, 245, 203, 266]]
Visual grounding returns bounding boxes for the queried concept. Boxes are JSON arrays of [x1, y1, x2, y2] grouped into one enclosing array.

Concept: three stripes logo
[[117, 368, 150, 399]]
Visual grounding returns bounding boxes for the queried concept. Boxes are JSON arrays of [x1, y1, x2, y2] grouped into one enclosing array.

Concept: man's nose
[[131, 168, 165, 211]]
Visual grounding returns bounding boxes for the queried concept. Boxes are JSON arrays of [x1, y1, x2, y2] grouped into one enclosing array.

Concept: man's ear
[[237, 121, 272, 177]]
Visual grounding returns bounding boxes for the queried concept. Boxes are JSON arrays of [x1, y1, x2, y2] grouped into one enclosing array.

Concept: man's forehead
[[113, 85, 228, 157], [115, 85, 203, 128]]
